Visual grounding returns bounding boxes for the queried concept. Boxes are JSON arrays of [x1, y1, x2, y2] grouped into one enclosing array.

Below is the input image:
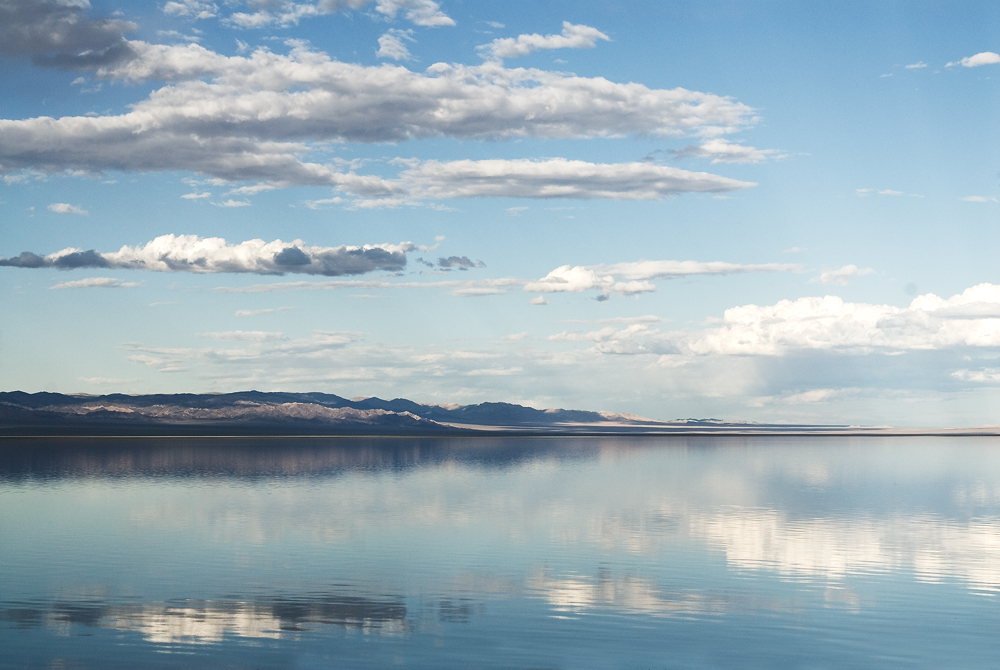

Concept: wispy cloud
[[50, 277, 141, 289], [477, 22, 609, 60], [48, 203, 88, 215], [377, 29, 415, 61], [809, 265, 875, 286], [668, 138, 784, 164], [525, 260, 801, 299]]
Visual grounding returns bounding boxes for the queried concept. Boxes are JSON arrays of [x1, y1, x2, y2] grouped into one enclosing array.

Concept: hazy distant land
[[2, 391, 997, 437]]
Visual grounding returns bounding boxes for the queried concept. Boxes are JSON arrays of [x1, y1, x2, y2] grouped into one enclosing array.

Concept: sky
[[1, 0, 999, 426]]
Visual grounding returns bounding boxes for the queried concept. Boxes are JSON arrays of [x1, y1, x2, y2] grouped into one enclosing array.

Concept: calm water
[[2, 436, 999, 669]]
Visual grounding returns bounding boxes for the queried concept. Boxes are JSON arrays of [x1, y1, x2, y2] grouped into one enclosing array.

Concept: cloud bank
[[0, 234, 431, 276], [683, 284, 1000, 356], [0, 40, 759, 198]]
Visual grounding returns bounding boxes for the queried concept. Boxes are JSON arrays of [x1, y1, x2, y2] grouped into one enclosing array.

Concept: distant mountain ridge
[[0, 390, 765, 436]]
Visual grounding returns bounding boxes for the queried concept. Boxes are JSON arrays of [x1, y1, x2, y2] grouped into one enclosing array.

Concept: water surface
[[2, 435, 999, 668]]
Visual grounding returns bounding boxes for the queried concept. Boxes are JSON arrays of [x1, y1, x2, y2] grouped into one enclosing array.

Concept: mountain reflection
[[0, 436, 603, 480], [1, 590, 410, 643]]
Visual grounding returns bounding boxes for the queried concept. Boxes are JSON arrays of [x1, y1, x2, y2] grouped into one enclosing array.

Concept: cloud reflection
[[691, 510, 1000, 594], [1, 591, 409, 644]]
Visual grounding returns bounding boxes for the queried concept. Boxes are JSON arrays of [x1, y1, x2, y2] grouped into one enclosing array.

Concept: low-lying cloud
[[1, 234, 431, 276]]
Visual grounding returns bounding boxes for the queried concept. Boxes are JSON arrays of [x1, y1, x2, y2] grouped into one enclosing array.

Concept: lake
[[1, 435, 999, 669]]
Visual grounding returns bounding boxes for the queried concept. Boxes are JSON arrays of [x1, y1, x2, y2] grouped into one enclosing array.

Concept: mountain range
[[0, 390, 822, 436]]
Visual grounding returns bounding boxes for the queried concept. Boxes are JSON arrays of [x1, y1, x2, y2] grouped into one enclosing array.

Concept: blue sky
[[2, 0, 999, 425]]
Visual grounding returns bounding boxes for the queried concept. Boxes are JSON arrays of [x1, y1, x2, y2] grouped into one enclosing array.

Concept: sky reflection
[[3, 437, 1000, 667]]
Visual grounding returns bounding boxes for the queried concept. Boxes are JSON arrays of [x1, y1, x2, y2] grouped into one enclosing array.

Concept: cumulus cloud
[[809, 265, 874, 286], [163, 0, 218, 19], [669, 138, 783, 164], [947, 52, 1000, 68], [47, 202, 88, 215], [477, 22, 609, 61], [682, 283, 1000, 356], [0, 0, 137, 69], [0, 234, 430, 276], [905, 61, 928, 69], [0, 40, 757, 191], [525, 260, 800, 299], [961, 196, 998, 203], [50, 277, 140, 289], [377, 29, 415, 60], [525, 266, 656, 298], [437, 256, 485, 270]]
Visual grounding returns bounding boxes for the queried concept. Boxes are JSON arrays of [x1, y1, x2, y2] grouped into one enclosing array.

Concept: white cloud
[[809, 265, 875, 286], [223, 0, 453, 28], [213, 199, 251, 208], [524, 266, 656, 298], [48, 203, 88, 215], [0, 41, 757, 191], [669, 138, 783, 164], [156, 30, 202, 43], [947, 52, 1000, 68], [525, 260, 799, 299], [857, 188, 909, 197], [163, 0, 218, 19], [961, 196, 998, 203], [952, 369, 1000, 384], [197, 331, 289, 342], [377, 29, 415, 61], [50, 277, 141, 289], [217, 276, 524, 296], [905, 61, 928, 69], [380, 159, 755, 201], [781, 388, 839, 404], [549, 324, 668, 355], [1, 234, 429, 276], [530, 296, 549, 305], [235, 307, 294, 317], [181, 192, 211, 199], [682, 283, 1000, 356], [227, 183, 276, 196], [478, 22, 609, 60]]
